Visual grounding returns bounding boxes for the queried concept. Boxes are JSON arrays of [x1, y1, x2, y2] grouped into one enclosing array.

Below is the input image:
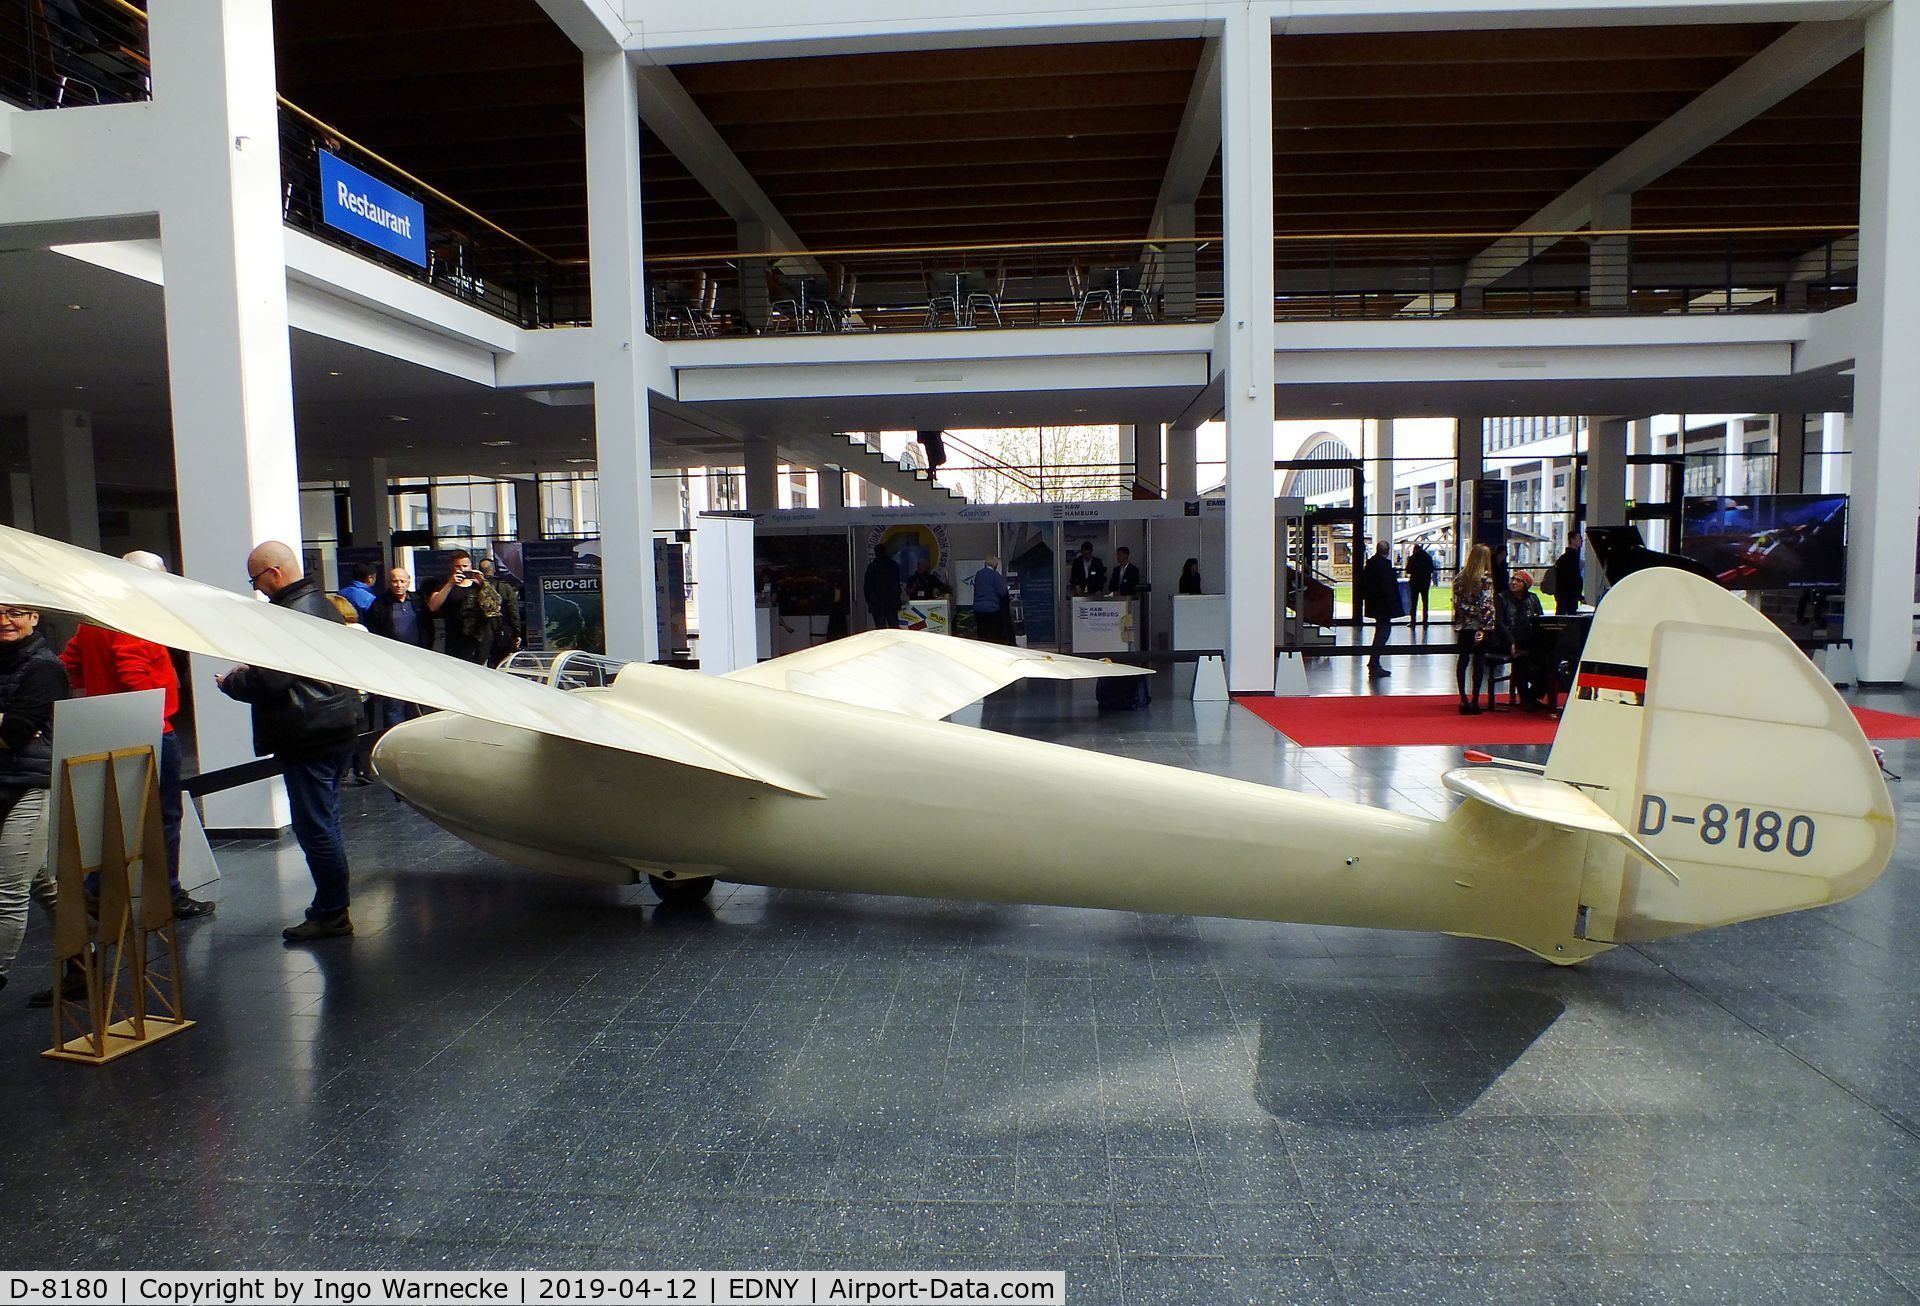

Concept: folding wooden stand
[[43, 747, 193, 1065]]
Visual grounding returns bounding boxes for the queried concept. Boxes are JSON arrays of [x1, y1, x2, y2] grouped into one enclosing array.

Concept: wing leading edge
[[0, 525, 788, 792], [725, 627, 1151, 719]]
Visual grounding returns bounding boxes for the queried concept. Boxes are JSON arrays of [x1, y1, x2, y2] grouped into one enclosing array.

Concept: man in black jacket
[[863, 544, 902, 630], [218, 541, 363, 942], [1358, 540, 1404, 678]]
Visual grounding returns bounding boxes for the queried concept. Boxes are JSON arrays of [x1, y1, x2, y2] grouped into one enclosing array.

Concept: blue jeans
[[281, 743, 353, 917]]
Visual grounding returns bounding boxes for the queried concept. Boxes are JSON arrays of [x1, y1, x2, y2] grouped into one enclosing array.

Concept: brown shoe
[[283, 911, 353, 943]]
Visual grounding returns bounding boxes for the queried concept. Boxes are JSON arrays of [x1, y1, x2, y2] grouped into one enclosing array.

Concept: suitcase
[[1096, 673, 1151, 711]]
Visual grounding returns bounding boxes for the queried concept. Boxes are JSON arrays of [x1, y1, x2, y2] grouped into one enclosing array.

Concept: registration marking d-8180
[[1636, 794, 1816, 858]]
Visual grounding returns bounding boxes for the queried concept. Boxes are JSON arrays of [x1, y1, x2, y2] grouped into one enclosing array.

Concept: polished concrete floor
[[2, 654, 1918, 1303]]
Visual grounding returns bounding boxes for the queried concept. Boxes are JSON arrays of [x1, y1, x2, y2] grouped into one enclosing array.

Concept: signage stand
[[43, 747, 192, 1066]]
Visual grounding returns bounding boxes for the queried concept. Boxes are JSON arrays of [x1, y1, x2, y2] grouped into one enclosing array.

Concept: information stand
[[43, 746, 192, 1066]]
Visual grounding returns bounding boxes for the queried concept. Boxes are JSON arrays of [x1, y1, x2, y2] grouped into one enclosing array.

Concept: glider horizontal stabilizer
[[725, 627, 1150, 720]]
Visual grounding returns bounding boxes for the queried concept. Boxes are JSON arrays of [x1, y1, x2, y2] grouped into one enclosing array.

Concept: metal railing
[[0, 0, 149, 109], [644, 224, 1858, 340], [276, 101, 589, 328], [1273, 225, 1859, 321], [643, 237, 1220, 341], [0, 0, 590, 329]]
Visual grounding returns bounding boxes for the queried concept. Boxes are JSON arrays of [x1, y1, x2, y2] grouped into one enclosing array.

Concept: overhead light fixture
[[326, 370, 342, 377], [72, 384, 86, 391], [481, 410, 496, 417], [564, 457, 594, 465], [481, 439, 514, 447], [389, 415, 410, 423], [65, 303, 86, 311]]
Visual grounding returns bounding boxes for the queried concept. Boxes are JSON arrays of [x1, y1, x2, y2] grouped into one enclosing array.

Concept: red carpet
[[1234, 693, 1920, 749]]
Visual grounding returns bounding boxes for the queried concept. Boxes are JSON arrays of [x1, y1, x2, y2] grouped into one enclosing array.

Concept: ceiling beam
[[1462, 19, 1864, 290], [632, 64, 819, 269], [1149, 36, 1221, 241]]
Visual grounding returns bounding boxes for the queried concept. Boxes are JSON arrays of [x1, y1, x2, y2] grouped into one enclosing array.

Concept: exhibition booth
[[746, 496, 1307, 658]]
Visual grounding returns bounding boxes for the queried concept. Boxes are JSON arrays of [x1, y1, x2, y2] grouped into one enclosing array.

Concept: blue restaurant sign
[[319, 151, 427, 267]]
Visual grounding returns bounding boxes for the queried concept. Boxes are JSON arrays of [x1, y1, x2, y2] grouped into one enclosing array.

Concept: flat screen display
[[1679, 494, 1848, 591]]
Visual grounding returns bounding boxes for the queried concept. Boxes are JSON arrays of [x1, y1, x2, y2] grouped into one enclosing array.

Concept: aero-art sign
[[319, 151, 427, 267]]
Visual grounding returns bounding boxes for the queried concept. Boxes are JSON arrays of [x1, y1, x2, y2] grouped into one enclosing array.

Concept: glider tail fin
[[1543, 567, 1895, 944]]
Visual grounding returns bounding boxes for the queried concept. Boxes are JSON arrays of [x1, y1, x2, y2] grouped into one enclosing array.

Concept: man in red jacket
[[60, 551, 214, 919]]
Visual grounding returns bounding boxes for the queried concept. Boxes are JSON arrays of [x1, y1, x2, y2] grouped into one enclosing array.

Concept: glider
[[0, 524, 1894, 964]]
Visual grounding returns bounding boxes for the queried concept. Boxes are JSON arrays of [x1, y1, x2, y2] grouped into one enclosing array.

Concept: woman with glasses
[[0, 604, 73, 1005]]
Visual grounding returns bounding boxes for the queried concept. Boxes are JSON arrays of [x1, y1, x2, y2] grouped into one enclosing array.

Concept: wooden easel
[[43, 746, 193, 1065]]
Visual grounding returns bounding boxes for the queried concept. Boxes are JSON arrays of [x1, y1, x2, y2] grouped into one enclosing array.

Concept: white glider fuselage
[[375, 668, 1603, 962]]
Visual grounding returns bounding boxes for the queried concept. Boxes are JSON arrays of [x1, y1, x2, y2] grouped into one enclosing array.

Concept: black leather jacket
[[0, 632, 70, 791], [218, 578, 362, 757]]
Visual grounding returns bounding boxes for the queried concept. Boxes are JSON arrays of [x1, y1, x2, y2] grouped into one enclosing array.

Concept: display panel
[[1679, 494, 1848, 590]]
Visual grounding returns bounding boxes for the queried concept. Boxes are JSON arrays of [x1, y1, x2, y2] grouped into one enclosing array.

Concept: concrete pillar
[[1818, 413, 1850, 495], [1366, 418, 1395, 550], [513, 477, 542, 540], [150, 0, 301, 831], [1847, 2, 1920, 681], [6, 473, 33, 530], [346, 456, 390, 560], [1585, 417, 1630, 606], [1220, 3, 1276, 693], [1165, 423, 1199, 502], [1627, 418, 1660, 551], [1453, 415, 1483, 570], [1775, 412, 1808, 494], [737, 219, 772, 333], [1589, 192, 1632, 314], [650, 471, 684, 532], [744, 438, 779, 512], [820, 465, 846, 510], [26, 409, 99, 548], [1161, 201, 1197, 320], [584, 47, 659, 660]]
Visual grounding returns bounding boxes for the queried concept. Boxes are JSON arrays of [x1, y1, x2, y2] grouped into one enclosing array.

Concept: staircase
[[826, 431, 968, 506]]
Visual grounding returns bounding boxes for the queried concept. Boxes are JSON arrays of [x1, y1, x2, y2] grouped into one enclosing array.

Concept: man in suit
[[1068, 541, 1106, 596], [1106, 546, 1141, 596]]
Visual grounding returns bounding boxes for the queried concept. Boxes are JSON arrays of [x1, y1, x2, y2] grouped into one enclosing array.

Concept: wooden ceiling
[[271, 5, 1861, 267]]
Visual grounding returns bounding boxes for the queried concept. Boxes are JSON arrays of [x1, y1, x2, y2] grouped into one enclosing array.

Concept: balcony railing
[[0, 0, 149, 109], [643, 237, 1220, 341], [646, 224, 1858, 340], [276, 101, 589, 328]]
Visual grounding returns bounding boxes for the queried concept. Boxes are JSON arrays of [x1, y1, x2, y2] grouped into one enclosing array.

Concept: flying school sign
[[319, 151, 427, 267]]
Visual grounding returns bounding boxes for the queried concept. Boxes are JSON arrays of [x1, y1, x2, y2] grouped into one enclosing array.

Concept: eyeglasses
[[247, 565, 276, 589], [0, 608, 35, 621]]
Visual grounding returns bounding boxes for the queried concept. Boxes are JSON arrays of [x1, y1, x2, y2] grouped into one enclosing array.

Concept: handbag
[[284, 676, 364, 738]]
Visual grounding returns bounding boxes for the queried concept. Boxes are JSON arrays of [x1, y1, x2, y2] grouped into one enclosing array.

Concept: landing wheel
[[648, 874, 714, 905]]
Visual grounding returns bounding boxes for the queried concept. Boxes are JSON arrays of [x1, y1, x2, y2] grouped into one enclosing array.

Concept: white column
[[820, 466, 846, 511], [1627, 419, 1661, 551], [1818, 413, 1851, 495], [744, 438, 779, 512], [1165, 422, 1199, 502], [1849, 0, 1920, 681], [1220, 4, 1276, 693], [346, 456, 390, 561], [26, 409, 99, 549], [1586, 417, 1630, 606], [1589, 192, 1632, 314], [1366, 418, 1395, 549], [150, 0, 300, 832], [584, 48, 659, 661]]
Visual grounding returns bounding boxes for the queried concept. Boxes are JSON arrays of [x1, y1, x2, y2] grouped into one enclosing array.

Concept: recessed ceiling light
[[65, 303, 85, 311], [389, 415, 410, 422], [481, 410, 496, 417], [72, 384, 85, 391], [564, 457, 594, 464], [481, 439, 514, 447], [327, 370, 342, 377]]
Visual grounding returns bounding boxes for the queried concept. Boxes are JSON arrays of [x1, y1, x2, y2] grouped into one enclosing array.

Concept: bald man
[[61, 551, 213, 918], [217, 541, 364, 942]]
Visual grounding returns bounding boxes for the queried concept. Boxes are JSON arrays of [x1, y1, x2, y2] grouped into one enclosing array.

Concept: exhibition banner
[[523, 539, 605, 653], [319, 150, 428, 267]]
